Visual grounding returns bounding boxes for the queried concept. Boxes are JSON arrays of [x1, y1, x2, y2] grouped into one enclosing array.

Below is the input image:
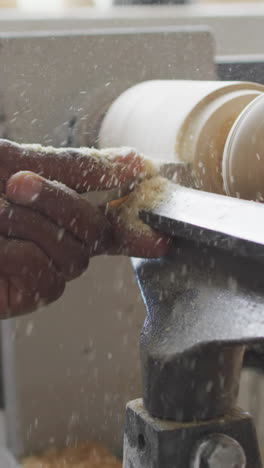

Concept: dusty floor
[[22, 443, 122, 468]]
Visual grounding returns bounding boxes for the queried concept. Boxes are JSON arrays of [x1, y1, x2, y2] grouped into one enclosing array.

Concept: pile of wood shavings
[[22, 442, 121, 468], [117, 176, 170, 236]]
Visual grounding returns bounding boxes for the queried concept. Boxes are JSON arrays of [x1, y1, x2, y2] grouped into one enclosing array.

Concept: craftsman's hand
[[0, 139, 170, 318]]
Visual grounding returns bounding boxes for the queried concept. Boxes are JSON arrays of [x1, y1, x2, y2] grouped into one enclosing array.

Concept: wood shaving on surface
[[20, 144, 159, 180], [115, 176, 171, 236], [21, 143, 170, 235], [20, 144, 136, 161], [22, 442, 121, 468]]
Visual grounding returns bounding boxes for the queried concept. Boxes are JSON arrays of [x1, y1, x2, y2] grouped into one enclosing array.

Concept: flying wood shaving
[[115, 176, 170, 236]]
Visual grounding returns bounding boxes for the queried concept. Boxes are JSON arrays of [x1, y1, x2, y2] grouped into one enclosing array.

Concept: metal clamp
[[124, 186, 264, 467]]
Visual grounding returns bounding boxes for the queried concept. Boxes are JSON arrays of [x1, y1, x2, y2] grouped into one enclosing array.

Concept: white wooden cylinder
[[223, 93, 264, 200], [99, 80, 264, 195]]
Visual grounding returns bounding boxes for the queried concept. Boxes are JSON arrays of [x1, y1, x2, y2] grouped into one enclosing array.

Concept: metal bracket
[[133, 241, 264, 423], [123, 400, 261, 468], [128, 186, 264, 467]]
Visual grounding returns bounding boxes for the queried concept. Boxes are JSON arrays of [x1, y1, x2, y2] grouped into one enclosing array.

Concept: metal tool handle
[[141, 182, 264, 259]]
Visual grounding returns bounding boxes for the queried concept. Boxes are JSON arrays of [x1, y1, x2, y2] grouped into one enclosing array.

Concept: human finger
[[6, 171, 112, 252], [0, 196, 90, 280], [0, 236, 65, 318]]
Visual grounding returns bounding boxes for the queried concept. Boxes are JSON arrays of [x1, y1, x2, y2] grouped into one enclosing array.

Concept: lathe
[[0, 10, 264, 468]]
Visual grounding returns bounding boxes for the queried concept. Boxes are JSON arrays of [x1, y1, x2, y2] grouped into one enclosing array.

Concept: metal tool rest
[[123, 184, 264, 468]]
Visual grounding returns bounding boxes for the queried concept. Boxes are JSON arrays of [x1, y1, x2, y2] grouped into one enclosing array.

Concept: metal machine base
[[123, 399, 262, 468]]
